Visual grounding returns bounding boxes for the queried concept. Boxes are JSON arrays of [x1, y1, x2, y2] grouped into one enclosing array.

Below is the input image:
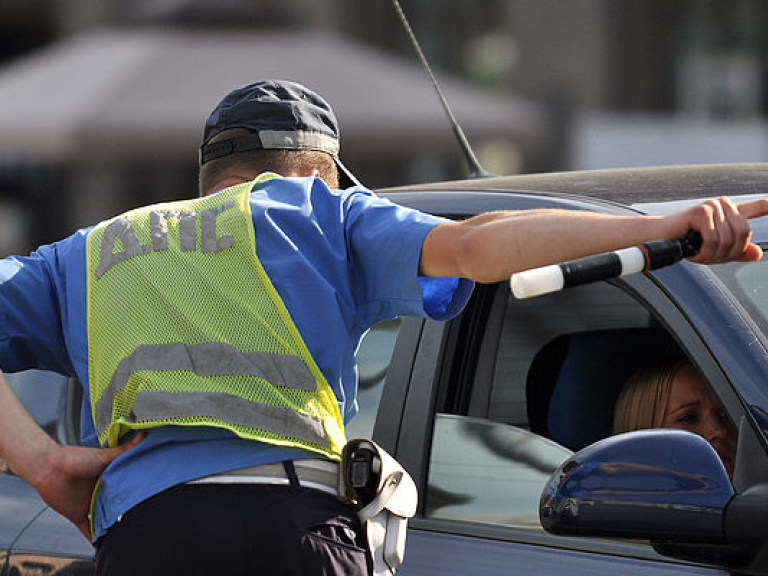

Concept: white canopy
[[0, 27, 545, 164]]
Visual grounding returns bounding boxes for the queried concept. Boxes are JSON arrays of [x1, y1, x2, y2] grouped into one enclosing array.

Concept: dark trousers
[[95, 483, 370, 575]]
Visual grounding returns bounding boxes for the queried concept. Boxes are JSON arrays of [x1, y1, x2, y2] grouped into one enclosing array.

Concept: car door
[[380, 274, 738, 576], [0, 371, 95, 576]]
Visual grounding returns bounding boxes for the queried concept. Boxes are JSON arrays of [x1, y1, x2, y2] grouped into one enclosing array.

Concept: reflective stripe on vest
[[93, 342, 328, 447], [85, 179, 346, 459]]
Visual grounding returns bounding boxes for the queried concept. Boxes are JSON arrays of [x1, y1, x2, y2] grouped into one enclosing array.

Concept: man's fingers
[[122, 431, 145, 448], [685, 197, 767, 264], [718, 197, 749, 262], [710, 199, 729, 261], [115, 431, 144, 452], [740, 243, 764, 262], [689, 200, 719, 262], [737, 198, 768, 220], [100, 432, 144, 464]]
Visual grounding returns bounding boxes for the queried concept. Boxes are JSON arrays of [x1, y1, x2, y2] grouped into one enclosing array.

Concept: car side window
[[427, 414, 571, 527], [348, 318, 401, 440], [486, 282, 653, 427], [426, 282, 660, 530]]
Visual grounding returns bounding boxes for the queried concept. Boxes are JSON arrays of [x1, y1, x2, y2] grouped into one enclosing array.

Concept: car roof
[[378, 163, 768, 242]]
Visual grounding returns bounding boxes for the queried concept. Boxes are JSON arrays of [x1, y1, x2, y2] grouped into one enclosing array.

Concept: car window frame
[[386, 272, 752, 568]]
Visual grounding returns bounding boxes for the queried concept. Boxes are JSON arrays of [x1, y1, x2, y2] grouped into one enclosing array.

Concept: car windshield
[[709, 256, 768, 343]]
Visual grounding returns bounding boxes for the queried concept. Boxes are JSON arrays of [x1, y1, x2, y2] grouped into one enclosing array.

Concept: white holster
[[340, 439, 418, 576]]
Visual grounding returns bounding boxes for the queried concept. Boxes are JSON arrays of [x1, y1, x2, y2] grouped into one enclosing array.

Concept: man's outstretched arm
[[0, 371, 142, 540], [420, 197, 768, 282]]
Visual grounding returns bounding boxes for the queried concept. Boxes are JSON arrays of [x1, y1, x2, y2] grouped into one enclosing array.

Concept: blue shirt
[[0, 176, 473, 541]]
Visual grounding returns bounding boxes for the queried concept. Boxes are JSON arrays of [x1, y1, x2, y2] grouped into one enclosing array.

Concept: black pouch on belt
[[340, 439, 417, 576]]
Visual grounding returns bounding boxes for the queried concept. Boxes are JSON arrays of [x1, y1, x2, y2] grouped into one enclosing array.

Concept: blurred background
[[0, 0, 766, 252]]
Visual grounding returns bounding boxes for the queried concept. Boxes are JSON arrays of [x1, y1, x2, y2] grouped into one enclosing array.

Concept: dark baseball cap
[[200, 80, 360, 188]]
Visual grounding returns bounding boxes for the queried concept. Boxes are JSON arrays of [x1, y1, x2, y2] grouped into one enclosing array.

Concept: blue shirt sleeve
[[0, 244, 74, 374], [340, 186, 474, 328]]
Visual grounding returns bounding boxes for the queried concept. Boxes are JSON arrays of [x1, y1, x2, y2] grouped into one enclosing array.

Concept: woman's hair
[[613, 358, 689, 434]]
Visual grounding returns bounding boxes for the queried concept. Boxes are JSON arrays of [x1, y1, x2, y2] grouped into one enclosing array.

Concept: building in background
[[0, 0, 766, 249]]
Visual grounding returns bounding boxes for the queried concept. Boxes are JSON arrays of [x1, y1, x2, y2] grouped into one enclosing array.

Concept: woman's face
[[661, 364, 737, 478]]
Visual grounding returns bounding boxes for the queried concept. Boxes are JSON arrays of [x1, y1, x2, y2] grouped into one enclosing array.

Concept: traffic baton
[[510, 230, 703, 299]]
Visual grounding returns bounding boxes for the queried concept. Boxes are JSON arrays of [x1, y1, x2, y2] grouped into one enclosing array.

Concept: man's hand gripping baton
[[510, 231, 703, 299]]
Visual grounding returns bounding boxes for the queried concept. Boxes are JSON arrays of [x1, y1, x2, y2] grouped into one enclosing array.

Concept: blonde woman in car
[[614, 359, 737, 478]]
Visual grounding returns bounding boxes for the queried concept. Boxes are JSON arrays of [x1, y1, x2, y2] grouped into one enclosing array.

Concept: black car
[[4, 163, 768, 576]]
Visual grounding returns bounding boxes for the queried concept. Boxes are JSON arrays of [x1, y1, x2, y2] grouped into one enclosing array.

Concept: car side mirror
[[540, 429, 768, 570]]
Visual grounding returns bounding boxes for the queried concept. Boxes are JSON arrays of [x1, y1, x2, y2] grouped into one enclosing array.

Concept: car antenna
[[390, 0, 495, 179]]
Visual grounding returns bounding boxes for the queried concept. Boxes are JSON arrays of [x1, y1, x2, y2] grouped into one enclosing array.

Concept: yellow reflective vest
[[85, 179, 346, 460]]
